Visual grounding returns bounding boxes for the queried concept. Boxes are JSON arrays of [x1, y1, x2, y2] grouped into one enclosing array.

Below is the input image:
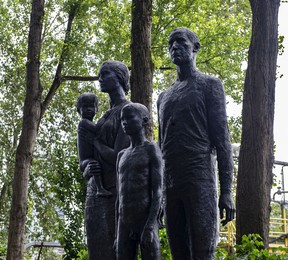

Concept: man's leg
[[183, 182, 218, 260], [165, 189, 192, 260]]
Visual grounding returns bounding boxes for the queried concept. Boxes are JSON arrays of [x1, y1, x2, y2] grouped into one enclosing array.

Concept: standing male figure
[[157, 28, 235, 260]]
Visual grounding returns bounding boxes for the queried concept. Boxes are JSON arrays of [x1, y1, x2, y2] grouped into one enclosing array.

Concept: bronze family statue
[[76, 27, 235, 260]]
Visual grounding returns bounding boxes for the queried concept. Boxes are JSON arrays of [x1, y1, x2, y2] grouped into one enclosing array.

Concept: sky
[[274, 2, 288, 162], [271, 2, 288, 197]]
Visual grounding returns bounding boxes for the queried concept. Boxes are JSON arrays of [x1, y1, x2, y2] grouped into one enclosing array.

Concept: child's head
[[121, 103, 150, 135], [77, 93, 98, 120]]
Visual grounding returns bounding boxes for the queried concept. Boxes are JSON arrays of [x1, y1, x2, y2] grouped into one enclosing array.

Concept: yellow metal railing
[[218, 217, 288, 250], [219, 220, 236, 253], [269, 215, 288, 248]]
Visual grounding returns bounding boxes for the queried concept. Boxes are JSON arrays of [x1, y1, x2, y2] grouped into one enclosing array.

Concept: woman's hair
[[98, 61, 130, 95]]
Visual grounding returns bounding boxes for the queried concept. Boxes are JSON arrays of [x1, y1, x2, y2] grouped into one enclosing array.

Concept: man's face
[[121, 107, 143, 136], [80, 97, 97, 120], [168, 32, 194, 65]]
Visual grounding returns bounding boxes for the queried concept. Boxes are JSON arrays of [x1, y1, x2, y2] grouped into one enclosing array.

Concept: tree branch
[[61, 75, 99, 81], [41, 4, 78, 118]]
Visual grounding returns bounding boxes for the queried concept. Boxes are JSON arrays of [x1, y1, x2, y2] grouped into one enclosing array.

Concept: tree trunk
[[0, 183, 7, 221], [236, 0, 280, 247], [130, 0, 154, 140], [6, 0, 44, 258]]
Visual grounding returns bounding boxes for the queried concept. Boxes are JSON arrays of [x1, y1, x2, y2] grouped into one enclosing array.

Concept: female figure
[[81, 61, 130, 259]]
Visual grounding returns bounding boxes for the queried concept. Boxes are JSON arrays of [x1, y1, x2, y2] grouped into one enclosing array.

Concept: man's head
[[77, 93, 98, 120], [168, 28, 201, 65], [121, 103, 150, 135]]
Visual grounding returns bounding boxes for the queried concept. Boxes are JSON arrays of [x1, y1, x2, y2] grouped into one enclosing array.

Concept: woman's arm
[[94, 125, 130, 166]]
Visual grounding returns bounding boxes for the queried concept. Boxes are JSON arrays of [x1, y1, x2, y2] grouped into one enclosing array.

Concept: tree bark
[[7, 0, 45, 258], [130, 0, 154, 140], [236, 0, 280, 247], [0, 183, 7, 221]]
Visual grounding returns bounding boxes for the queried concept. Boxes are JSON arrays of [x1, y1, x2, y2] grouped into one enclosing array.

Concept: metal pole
[[37, 242, 44, 260]]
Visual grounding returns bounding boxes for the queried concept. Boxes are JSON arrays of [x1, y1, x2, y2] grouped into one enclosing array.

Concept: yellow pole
[[282, 207, 288, 246]]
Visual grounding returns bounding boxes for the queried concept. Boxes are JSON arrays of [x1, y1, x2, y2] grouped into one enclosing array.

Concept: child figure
[[115, 103, 163, 260], [77, 92, 112, 197]]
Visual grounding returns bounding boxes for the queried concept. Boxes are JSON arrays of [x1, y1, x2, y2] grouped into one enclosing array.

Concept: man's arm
[[206, 77, 235, 225], [157, 92, 164, 149], [141, 143, 163, 246]]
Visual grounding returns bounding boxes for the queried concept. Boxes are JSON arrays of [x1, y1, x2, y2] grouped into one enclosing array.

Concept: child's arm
[[114, 151, 124, 249], [77, 124, 101, 180], [79, 118, 99, 133], [141, 143, 163, 245]]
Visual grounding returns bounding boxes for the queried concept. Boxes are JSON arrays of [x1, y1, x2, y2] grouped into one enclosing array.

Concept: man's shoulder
[[196, 71, 222, 84], [195, 71, 223, 95], [157, 90, 166, 103]]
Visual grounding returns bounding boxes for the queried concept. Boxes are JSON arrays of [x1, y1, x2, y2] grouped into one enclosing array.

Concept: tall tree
[[130, 0, 154, 139], [236, 0, 280, 247], [6, 0, 79, 257], [7, 0, 45, 258]]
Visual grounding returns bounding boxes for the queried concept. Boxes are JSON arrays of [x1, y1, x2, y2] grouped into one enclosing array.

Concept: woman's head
[[98, 61, 130, 95]]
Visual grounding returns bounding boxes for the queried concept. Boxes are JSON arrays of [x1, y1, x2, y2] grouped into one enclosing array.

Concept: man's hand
[[218, 193, 236, 226], [140, 228, 153, 249], [113, 239, 117, 252]]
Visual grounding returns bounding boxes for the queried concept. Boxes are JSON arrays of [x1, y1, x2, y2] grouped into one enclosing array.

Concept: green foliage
[[278, 35, 285, 56], [159, 228, 172, 260], [76, 249, 89, 260], [228, 116, 242, 144], [217, 234, 288, 260], [235, 234, 265, 257], [216, 246, 231, 259], [0, 245, 6, 258]]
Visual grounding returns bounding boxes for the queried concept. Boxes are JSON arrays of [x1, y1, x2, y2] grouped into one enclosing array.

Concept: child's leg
[[140, 227, 161, 260], [94, 175, 112, 196], [116, 222, 138, 260]]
